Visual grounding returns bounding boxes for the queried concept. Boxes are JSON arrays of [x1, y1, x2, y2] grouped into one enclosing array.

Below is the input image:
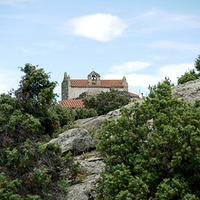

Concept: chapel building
[[61, 71, 129, 100]]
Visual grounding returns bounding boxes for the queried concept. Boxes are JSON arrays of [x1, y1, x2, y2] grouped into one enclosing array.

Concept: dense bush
[[49, 104, 97, 126], [83, 89, 131, 115], [73, 107, 98, 120], [0, 64, 79, 199], [177, 69, 198, 85], [178, 54, 200, 84], [49, 105, 98, 138], [48, 103, 75, 127], [96, 78, 200, 199]]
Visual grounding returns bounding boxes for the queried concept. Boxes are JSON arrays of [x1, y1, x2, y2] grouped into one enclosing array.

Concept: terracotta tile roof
[[58, 99, 84, 108], [70, 80, 124, 88], [128, 92, 139, 98]]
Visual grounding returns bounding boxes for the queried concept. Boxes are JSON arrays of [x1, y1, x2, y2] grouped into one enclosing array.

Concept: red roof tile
[[128, 92, 139, 98], [58, 99, 84, 108], [70, 80, 124, 88]]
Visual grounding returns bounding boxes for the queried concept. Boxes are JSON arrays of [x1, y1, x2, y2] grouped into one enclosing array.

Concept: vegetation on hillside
[[2, 60, 200, 200], [49, 104, 98, 137], [49, 104, 97, 128], [83, 89, 131, 115], [96, 78, 200, 199], [0, 64, 79, 199], [178, 54, 200, 84]]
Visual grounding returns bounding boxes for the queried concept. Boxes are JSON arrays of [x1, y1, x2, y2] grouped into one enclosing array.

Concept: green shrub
[[0, 173, 22, 200], [96, 78, 200, 199], [178, 54, 200, 84], [0, 64, 79, 199], [83, 89, 131, 115], [74, 108, 98, 120], [178, 69, 198, 84], [48, 103, 75, 127], [195, 54, 200, 75]]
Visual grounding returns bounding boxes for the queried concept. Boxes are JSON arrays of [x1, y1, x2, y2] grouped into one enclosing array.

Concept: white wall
[[68, 87, 125, 99]]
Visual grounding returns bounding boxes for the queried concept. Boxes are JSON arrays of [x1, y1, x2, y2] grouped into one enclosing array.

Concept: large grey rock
[[67, 174, 99, 200], [75, 116, 106, 131], [106, 109, 120, 120], [66, 151, 105, 200], [78, 157, 105, 175], [172, 79, 200, 104], [106, 100, 144, 120], [46, 128, 95, 154]]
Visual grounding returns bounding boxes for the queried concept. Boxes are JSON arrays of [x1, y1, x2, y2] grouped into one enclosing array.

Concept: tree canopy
[[0, 64, 79, 199], [83, 89, 131, 115]]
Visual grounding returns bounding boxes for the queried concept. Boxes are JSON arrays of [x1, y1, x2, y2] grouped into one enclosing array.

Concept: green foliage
[[178, 69, 198, 85], [178, 54, 200, 84], [0, 173, 22, 200], [57, 178, 68, 195], [16, 63, 59, 135], [74, 107, 98, 120], [48, 103, 75, 127], [49, 104, 98, 128], [18, 63, 57, 106], [195, 54, 200, 75], [96, 78, 200, 199], [0, 64, 79, 199], [83, 89, 131, 115], [49, 104, 97, 138]]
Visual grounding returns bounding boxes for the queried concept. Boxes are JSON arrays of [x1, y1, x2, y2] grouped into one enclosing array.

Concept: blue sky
[[0, 0, 200, 99]]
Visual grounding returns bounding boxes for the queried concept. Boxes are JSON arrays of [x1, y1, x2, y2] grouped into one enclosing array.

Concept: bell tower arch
[[87, 71, 101, 84]]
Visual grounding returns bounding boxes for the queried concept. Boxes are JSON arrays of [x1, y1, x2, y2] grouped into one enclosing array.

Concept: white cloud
[[158, 63, 194, 83], [102, 72, 161, 96], [109, 61, 151, 74], [103, 61, 195, 95], [127, 74, 160, 88], [103, 73, 156, 87], [68, 13, 126, 42], [103, 61, 158, 90], [0, 69, 22, 94]]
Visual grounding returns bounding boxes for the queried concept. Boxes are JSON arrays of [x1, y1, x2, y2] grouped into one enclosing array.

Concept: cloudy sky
[[0, 0, 200, 99]]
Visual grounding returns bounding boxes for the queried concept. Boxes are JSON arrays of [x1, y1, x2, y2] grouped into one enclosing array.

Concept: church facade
[[61, 71, 129, 100]]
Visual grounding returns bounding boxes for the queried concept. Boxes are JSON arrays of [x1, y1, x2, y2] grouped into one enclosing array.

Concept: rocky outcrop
[[46, 128, 96, 154], [77, 156, 105, 175], [67, 151, 105, 200], [67, 174, 99, 200], [172, 79, 200, 104], [106, 100, 144, 120], [45, 129, 104, 200], [106, 109, 120, 120], [75, 116, 106, 131]]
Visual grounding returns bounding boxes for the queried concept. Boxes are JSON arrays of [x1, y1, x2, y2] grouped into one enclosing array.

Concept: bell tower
[[87, 71, 101, 85]]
